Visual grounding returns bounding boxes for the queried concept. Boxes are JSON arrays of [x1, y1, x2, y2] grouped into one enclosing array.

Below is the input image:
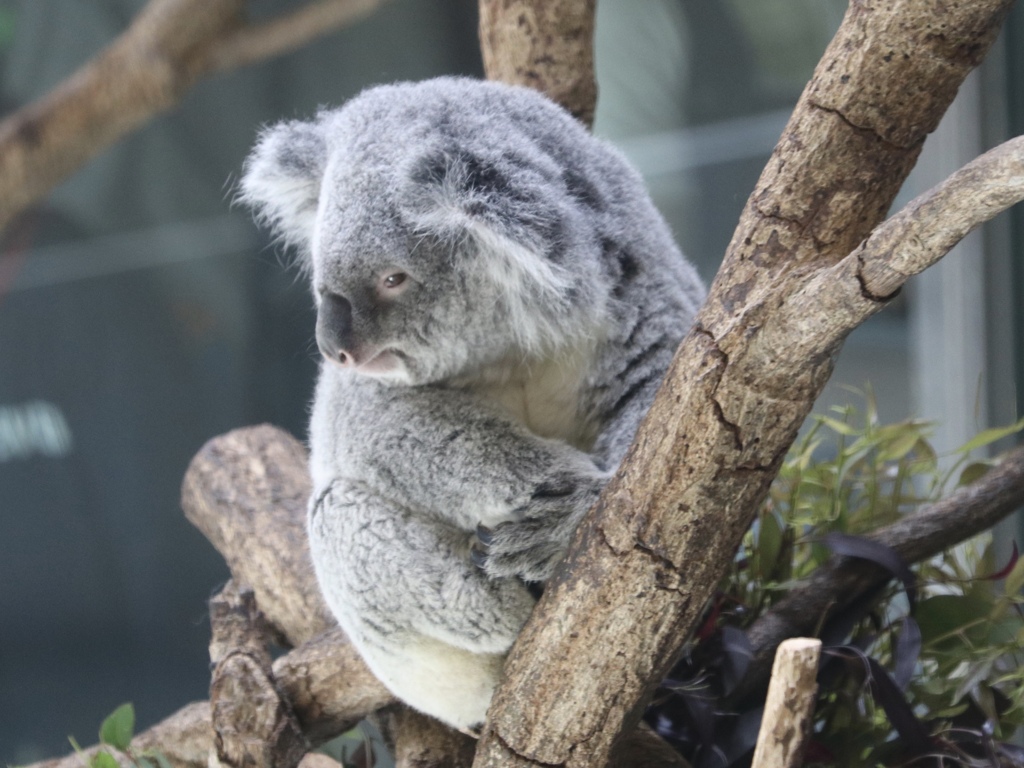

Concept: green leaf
[[99, 703, 135, 751], [877, 430, 922, 462], [958, 461, 994, 486], [957, 417, 1024, 455], [756, 512, 783, 580], [1005, 553, 1024, 598], [818, 416, 860, 437], [91, 752, 121, 768], [147, 751, 173, 768], [915, 595, 989, 646]]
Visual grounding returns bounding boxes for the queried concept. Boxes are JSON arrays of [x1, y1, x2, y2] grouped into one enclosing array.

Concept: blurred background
[[0, 0, 1021, 761]]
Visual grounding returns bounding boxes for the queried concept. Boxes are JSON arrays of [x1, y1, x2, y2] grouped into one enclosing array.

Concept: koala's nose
[[316, 291, 355, 365]]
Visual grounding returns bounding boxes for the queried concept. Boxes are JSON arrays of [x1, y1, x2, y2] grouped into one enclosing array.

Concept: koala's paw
[[472, 518, 567, 582], [471, 477, 602, 582]]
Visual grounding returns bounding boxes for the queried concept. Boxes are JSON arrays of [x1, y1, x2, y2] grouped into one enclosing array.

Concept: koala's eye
[[381, 272, 408, 290]]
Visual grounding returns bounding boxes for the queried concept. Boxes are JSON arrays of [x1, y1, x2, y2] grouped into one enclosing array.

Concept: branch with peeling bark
[[473, 2, 1021, 766], [0, 0, 387, 234], [477, 0, 596, 127]]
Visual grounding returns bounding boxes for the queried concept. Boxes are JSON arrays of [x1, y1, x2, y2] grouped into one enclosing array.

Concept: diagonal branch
[[0, 0, 388, 234], [474, 2, 1018, 766], [206, 0, 386, 74]]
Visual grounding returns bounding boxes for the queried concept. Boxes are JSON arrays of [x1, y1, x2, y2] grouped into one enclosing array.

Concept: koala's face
[[240, 79, 610, 386], [309, 198, 498, 385]]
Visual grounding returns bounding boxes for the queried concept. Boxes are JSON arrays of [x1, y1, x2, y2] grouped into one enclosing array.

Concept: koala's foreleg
[[308, 479, 535, 728]]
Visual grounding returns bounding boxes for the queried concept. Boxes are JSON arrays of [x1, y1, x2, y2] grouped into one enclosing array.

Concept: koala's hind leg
[[308, 480, 536, 728]]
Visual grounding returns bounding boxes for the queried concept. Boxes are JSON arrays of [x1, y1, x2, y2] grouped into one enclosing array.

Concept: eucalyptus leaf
[[90, 752, 120, 768], [99, 703, 135, 751], [958, 461, 994, 487], [956, 417, 1024, 454], [1004, 552, 1024, 597]]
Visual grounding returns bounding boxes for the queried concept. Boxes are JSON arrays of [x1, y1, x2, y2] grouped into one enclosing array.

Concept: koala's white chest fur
[[462, 342, 599, 451]]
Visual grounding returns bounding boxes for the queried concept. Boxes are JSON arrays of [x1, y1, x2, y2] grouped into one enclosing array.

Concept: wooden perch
[[750, 638, 821, 768], [0, 0, 387, 233], [14, 0, 1024, 765]]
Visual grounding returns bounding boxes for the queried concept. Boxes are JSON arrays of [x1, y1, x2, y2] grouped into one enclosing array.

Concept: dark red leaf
[[824, 532, 917, 610], [893, 616, 921, 690], [719, 626, 751, 697], [982, 540, 1019, 580]]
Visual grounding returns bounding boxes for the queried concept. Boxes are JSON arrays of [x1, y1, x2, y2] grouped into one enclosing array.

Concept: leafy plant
[[69, 704, 171, 768], [647, 397, 1024, 767]]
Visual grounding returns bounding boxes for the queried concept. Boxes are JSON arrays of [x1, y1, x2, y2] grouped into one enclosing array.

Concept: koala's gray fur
[[240, 77, 705, 731]]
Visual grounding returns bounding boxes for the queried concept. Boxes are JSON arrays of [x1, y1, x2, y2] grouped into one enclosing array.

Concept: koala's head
[[240, 78, 609, 386]]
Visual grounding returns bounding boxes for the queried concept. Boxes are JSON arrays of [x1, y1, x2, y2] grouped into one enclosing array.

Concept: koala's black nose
[[316, 291, 355, 365]]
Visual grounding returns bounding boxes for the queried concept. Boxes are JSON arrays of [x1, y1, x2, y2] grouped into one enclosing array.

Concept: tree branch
[[477, 0, 596, 127], [0, 0, 388, 233], [473, 2, 1017, 766], [208, 582, 309, 768], [206, 0, 386, 74], [25, 627, 390, 768]]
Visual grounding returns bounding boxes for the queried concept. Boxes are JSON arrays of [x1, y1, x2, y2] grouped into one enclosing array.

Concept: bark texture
[[208, 583, 309, 768], [181, 425, 332, 647], [381, 707, 478, 768], [473, 2, 1018, 766], [749, 639, 821, 768], [0, 0, 386, 233], [478, 0, 597, 127]]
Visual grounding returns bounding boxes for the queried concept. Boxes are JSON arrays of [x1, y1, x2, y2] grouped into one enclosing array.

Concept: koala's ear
[[402, 146, 571, 291], [239, 119, 327, 255], [402, 147, 518, 235]]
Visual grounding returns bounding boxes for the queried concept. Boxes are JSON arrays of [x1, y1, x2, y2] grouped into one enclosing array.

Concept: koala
[[240, 77, 705, 732]]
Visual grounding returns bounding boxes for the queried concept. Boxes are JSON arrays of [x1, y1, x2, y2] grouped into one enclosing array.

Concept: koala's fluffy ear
[[401, 146, 572, 301], [239, 119, 327, 257]]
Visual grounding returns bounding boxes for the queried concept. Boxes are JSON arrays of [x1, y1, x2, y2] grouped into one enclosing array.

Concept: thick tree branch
[[209, 582, 309, 768], [0, 0, 387, 233], [181, 425, 332, 647], [477, 0, 596, 127], [474, 2, 1017, 766]]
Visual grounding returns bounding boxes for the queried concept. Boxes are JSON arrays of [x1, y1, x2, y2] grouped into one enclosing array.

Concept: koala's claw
[[470, 538, 489, 569], [471, 516, 567, 583], [475, 524, 495, 545]]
